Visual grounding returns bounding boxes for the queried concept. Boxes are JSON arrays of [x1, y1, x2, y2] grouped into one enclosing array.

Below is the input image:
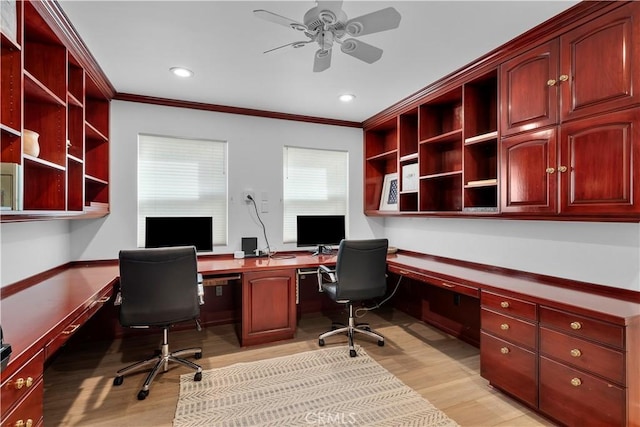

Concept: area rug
[[173, 345, 459, 426]]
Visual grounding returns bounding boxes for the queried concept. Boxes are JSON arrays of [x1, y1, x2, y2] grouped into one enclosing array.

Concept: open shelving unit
[[364, 73, 497, 216], [0, 0, 112, 221]]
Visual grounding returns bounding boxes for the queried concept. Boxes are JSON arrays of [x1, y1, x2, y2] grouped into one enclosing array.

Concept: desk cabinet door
[[241, 269, 296, 346]]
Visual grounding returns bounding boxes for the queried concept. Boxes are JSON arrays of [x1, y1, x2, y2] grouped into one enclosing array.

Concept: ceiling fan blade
[[253, 9, 308, 32], [340, 39, 383, 64], [263, 40, 311, 54], [345, 7, 401, 37], [313, 49, 332, 72]]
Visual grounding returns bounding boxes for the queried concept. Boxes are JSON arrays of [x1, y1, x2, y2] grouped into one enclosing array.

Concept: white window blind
[[137, 134, 227, 247], [283, 146, 348, 243]]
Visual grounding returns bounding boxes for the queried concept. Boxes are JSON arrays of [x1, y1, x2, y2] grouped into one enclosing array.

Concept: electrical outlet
[[242, 191, 255, 203]]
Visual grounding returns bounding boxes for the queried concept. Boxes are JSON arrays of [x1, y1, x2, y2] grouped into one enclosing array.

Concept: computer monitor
[[145, 216, 213, 252], [296, 215, 345, 255]]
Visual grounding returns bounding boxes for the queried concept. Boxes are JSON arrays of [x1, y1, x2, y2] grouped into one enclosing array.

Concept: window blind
[[137, 134, 227, 247], [283, 146, 348, 243]]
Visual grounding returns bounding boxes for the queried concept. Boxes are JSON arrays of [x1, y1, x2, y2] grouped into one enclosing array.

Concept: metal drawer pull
[[570, 349, 582, 358], [500, 301, 510, 308], [570, 321, 582, 330], [441, 282, 455, 288], [547, 79, 557, 86], [570, 378, 582, 387], [14, 377, 34, 389], [500, 347, 510, 354], [97, 296, 110, 303], [500, 323, 509, 330], [557, 165, 568, 173], [559, 74, 569, 82], [62, 324, 80, 335], [545, 167, 555, 174], [14, 420, 33, 427]]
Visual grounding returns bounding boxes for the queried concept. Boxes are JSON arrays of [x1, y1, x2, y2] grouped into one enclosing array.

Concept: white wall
[[69, 100, 382, 261], [2, 100, 639, 292], [0, 220, 71, 286], [383, 217, 640, 291]]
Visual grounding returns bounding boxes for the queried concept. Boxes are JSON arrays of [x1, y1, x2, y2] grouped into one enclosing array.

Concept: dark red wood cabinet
[[240, 269, 297, 346]]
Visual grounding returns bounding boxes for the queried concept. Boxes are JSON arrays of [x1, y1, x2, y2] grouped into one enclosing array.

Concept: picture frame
[[402, 163, 418, 192], [1, 162, 22, 211], [379, 173, 399, 211]]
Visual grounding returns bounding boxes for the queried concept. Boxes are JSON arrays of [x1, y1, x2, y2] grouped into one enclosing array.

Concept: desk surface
[[2, 250, 639, 381]]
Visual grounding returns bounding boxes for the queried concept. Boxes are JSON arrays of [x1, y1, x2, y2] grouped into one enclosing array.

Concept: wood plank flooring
[[43, 308, 555, 426]]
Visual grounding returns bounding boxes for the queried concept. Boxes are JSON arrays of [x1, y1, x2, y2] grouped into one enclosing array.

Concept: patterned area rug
[[174, 346, 459, 426]]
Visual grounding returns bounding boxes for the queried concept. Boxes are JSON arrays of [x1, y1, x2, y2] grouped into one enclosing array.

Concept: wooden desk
[[1, 251, 639, 426]]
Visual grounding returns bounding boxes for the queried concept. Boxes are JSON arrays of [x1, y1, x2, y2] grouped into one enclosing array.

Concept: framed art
[[1, 162, 22, 210], [402, 163, 418, 192], [379, 173, 398, 211]]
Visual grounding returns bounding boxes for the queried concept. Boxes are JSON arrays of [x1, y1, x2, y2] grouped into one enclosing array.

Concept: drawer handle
[[500, 347, 510, 354], [570, 349, 582, 358], [14, 420, 33, 427], [570, 321, 582, 330], [500, 323, 509, 330], [13, 377, 33, 390], [500, 301, 510, 308], [62, 324, 80, 335], [441, 282, 455, 288], [570, 377, 582, 387], [97, 296, 110, 303]]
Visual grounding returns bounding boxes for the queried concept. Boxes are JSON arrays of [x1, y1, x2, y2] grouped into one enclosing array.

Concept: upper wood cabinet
[[501, 2, 640, 137], [363, 1, 640, 222], [0, 0, 113, 222]]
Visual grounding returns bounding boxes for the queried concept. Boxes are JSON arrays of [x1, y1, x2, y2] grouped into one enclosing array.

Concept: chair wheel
[[137, 389, 149, 400], [195, 352, 202, 359], [349, 349, 357, 357], [378, 340, 384, 347], [318, 338, 325, 346], [113, 376, 123, 386], [194, 372, 202, 381]]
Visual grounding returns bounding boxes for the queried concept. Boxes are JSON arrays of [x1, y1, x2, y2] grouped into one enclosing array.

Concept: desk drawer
[[539, 306, 624, 349], [45, 293, 111, 359], [539, 356, 625, 427], [480, 332, 537, 407], [481, 308, 536, 349], [0, 350, 43, 419], [389, 266, 479, 298], [481, 291, 536, 321], [1, 377, 43, 427], [540, 327, 624, 385]]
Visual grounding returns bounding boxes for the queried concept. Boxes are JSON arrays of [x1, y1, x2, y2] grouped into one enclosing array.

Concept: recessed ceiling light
[[170, 67, 194, 78], [339, 94, 356, 102]]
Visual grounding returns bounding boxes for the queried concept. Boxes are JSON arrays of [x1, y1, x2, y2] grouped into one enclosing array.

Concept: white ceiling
[[58, 1, 579, 123]]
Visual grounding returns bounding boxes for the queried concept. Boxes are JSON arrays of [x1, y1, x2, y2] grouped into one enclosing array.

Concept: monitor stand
[[311, 245, 334, 256]]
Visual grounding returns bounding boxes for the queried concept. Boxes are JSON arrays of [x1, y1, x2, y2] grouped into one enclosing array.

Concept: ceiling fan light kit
[[254, 1, 401, 72]]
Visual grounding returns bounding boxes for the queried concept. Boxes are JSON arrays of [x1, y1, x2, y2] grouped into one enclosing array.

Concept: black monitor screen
[[296, 215, 345, 254], [145, 217, 213, 252]]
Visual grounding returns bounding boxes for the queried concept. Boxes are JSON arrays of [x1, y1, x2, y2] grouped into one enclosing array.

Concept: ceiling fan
[[254, 1, 401, 72]]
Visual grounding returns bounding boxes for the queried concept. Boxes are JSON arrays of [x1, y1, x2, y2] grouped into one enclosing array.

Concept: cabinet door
[[501, 40, 559, 136], [559, 109, 640, 214], [560, 2, 640, 122], [241, 269, 297, 346], [500, 128, 557, 213]]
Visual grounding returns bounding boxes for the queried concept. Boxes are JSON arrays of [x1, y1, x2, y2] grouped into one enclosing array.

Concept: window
[[283, 146, 348, 243], [137, 134, 227, 247]]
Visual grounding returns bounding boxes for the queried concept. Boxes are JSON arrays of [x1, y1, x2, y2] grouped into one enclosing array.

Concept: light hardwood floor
[[43, 308, 555, 426]]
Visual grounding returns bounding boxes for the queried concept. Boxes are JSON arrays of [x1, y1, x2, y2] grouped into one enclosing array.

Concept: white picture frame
[[1, 162, 22, 210], [402, 163, 418, 192], [379, 173, 399, 211]]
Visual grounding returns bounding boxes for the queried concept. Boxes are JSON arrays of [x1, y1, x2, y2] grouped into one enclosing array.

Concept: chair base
[[318, 303, 384, 357], [113, 328, 203, 400]]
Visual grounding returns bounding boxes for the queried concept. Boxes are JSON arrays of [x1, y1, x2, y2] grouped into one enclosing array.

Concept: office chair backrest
[[334, 239, 389, 301], [118, 246, 199, 327]]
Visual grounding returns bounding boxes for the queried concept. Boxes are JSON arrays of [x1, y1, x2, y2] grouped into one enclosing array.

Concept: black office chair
[[317, 238, 389, 357], [113, 246, 203, 400]]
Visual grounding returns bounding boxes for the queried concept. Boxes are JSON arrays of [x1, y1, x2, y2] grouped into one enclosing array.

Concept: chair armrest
[[114, 291, 122, 306], [316, 265, 336, 291]]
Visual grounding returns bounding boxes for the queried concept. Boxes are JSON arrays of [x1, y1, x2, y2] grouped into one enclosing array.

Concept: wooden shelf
[[465, 130, 498, 145], [420, 128, 462, 145]]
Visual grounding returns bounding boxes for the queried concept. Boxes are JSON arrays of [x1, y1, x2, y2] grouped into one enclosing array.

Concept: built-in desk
[[1, 251, 639, 427]]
